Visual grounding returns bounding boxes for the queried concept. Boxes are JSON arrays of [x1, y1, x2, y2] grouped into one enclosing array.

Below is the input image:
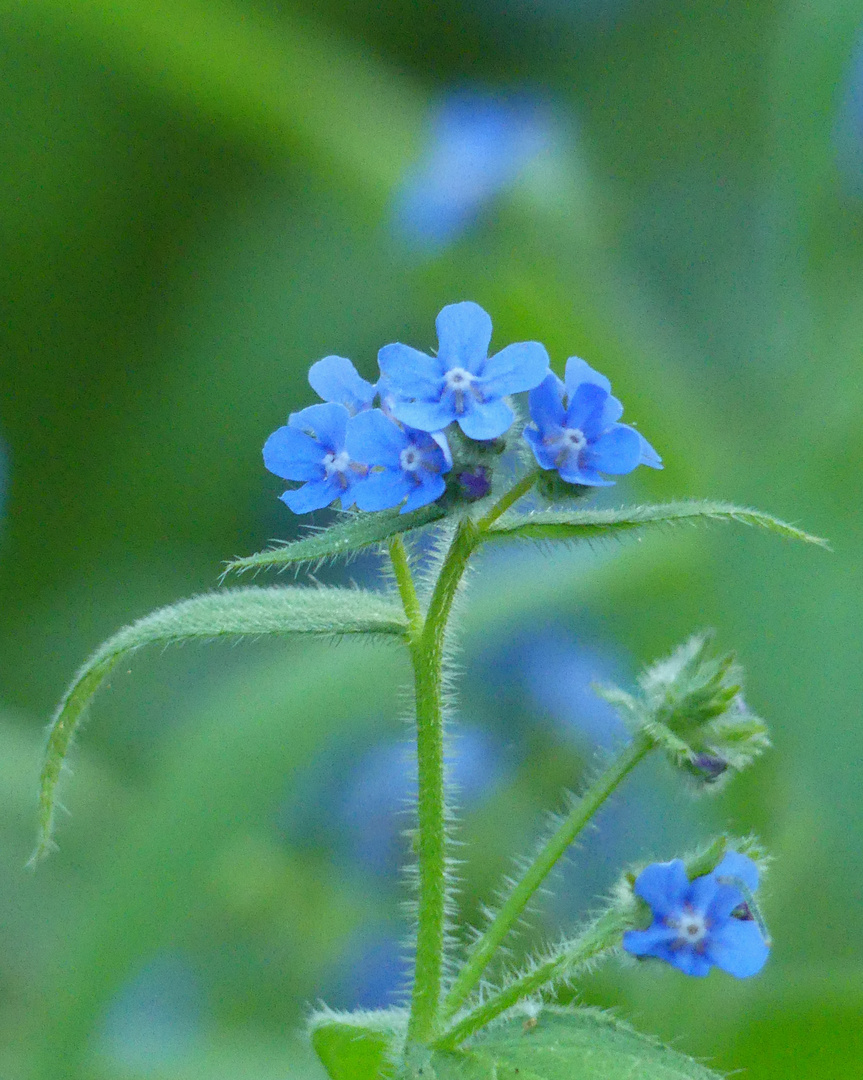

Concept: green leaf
[[31, 586, 408, 864], [224, 505, 447, 578], [483, 500, 829, 548], [313, 1019, 399, 1080], [401, 1008, 722, 1079]]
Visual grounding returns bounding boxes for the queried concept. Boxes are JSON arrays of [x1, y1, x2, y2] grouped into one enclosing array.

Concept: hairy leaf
[[400, 1008, 721, 1079], [483, 500, 829, 548], [32, 586, 408, 863], [311, 1015, 403, 1080], [224, 505, 447, 578]]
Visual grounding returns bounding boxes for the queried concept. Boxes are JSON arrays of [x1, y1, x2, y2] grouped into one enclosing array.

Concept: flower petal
[[401, 472, 447, 513], [668, 947, 712, 978], [714, 851, 760, 893], [687, 874, 740, 921], [633, 859, 690, 917], [478, 341, 550, 396], [353, 470, 411, 512], [638, 432, 663, 469], [263, 426, 325, 481], [435, 301, 493, 371], [586, 424, 642, 475], [287, 403, 349, 452], [346, 409, 406, 466], [378, 343, 445, 399], [457, 398, 514, 440], [564, 356, 611, 394], [390, 398, 456, 433], [563, 381, 608, 431], [523, 425, 558, 471], [309, 355, 376, 413], [280, 477, 341, 514], [704, 918, 770, 978], [557, 461, 616, 487], [623, 924, 680, 958], [528, 373, 566, 431]]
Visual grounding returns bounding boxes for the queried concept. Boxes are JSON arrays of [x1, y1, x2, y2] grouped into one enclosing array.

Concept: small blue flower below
[[378, 301, 549, 441], [347, 409, 452, 514], [524, 357, 662, 486], [263, 402, 367, 513], [623, 851, 769, 978]]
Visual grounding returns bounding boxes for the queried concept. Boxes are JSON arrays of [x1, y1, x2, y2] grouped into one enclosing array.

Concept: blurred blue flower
[[263, 402, 367, 513], [309, 355, 377, 415], [379, 301, 549, 440], [623, 852, 769, 978], [99, 953, 204, 1070], [347, 409, 451, 514], [521, 633, 629, 750], [324, 929, 410, 1010], [339, 727, 504, 877], [524, 357, 661, 486], [392, 90, 556, 248]]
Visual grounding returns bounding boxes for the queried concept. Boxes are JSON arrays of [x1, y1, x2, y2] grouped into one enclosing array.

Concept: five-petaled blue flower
[[263, 402, 367, 514], [623, 851, 770, 978], [378, 301, 550, 441], [308, 355, 377, 415], [347, 409, 451, 514], [524, 357, 662, 486]]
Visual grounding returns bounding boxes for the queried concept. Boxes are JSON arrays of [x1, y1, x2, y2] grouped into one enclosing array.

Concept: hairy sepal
[[224, 505, 447, 578], [32, 586, 409, 864], [403, 1007, 722, 1079], [482, 500, 829, 548], [309, 1008, 407, 1080]]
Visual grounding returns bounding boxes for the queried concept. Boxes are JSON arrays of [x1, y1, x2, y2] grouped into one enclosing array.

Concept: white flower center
[[669, 911, 708, 945], [399, 446, 421, 473], [444, 366, 474, 390], [323, 450, 351, 477], [562, 427, 587, 451]]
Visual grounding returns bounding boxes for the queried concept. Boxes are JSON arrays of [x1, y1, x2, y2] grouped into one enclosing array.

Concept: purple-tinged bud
[[457, 466, 492, 501]]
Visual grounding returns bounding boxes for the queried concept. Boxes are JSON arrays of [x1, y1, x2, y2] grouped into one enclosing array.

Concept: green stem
[[388, 535, 423, 638], [442, 731, 654, 1020], [400, 471, 545, 1044], [477, 470, 540, 531], [407, 518, 480, 1043], [435, 907, 630, 1049]]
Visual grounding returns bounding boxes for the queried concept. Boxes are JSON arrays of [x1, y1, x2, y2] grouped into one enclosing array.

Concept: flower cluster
[[623, 851, 770, 978], [264, 302, 662, 515]]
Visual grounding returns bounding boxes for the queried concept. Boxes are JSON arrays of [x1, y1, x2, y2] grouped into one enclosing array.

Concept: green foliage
[[483, 501, 829, 548], [598, 633, 770, 788], [311, 1012, 405, 1080], [401, 1009, 722, 1079], [224, 505, 446, 578], [32, 585, 408, 863]]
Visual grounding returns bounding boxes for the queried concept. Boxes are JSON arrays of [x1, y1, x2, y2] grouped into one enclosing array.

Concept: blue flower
[[524, 357, 662, 486], [378, 302, 550, 440], [346, 409, 451, 514], [391, 91, 555, 249], [262, 402, 367, 514], [308, 355, 377, 415], [623, 851, 770, 978]]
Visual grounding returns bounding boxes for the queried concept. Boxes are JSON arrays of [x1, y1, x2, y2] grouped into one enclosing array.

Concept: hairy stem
[[477, 470, 540, 531], [388, 536, 423, 637], [399, 472, 548, 1043], [406, 518, 479, 1042], [435, 907, 630, 1049], [442, 731, 654, 1019]]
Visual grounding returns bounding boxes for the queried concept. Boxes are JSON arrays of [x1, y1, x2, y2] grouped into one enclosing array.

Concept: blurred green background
[[1, 0, 860, 1077]]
